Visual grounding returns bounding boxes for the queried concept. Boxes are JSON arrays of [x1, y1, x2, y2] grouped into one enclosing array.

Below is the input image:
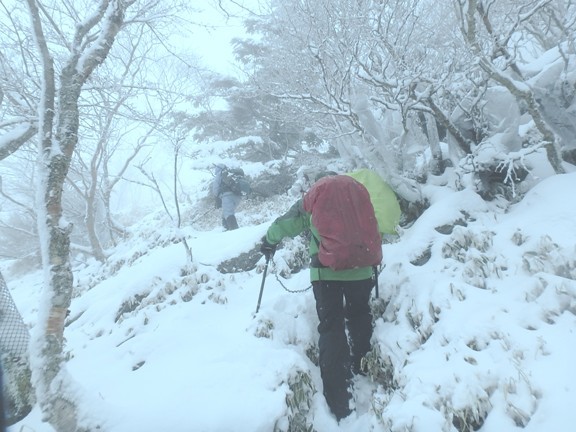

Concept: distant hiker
[[212, 163, 251, 230], [260, 173, 387, 422]]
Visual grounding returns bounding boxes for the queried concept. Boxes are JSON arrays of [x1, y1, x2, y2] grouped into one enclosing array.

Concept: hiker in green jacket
[[260, 174, 379, 422]]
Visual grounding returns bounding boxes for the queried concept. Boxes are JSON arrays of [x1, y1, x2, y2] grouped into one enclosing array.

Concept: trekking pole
[[373, 265, 379, 298], [255, 256, 271, 314]]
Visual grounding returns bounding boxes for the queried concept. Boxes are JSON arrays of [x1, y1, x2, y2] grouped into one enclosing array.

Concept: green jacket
[[265, 200, 374, 282]]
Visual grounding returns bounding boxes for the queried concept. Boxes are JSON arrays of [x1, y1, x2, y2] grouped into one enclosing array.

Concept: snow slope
[[5, 171, 576, 432]]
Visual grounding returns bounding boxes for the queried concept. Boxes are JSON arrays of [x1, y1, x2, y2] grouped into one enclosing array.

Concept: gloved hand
[[260, 236, 277, 260], [215, 196, 222, 209]]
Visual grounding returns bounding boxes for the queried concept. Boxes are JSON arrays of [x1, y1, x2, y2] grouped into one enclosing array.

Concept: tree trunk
[[26, 1, 131, 429], [427, 97, 472, 155], [85, 150, 107, 262], [422, 112, 445, 175], [172, 145, 194, 264]]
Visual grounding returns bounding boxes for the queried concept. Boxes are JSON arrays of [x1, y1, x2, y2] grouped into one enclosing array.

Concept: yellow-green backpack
[[346, 169, 401, 235]]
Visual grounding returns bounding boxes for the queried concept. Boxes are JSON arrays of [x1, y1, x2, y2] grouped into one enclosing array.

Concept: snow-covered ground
[[5, 166, 576, 431]]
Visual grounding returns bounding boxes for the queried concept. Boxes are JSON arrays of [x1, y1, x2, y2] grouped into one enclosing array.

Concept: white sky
[[186, 1, 263, 75]]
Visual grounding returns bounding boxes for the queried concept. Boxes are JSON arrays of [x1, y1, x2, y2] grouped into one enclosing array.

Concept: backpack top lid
[[303, 175, 383, 270], [220, 167, 249, 195]]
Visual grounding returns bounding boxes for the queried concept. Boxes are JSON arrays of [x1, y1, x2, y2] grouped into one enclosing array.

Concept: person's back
[[303, 174, 382, 271]]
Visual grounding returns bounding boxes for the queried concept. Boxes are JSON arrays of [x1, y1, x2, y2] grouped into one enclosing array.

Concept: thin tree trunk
[[423, 112, 445, 175], [173, 144, 193, 264], [86, 145, 107, 262]]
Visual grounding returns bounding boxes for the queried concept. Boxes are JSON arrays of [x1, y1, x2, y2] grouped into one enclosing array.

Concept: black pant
[[312, 278, 374, 420]]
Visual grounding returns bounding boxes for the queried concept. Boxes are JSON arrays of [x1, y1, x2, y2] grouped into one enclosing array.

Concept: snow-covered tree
[[453, 0, 574, 175], [25, 1, 139, 429], [1, 0, 193, 429], [232, 0, 575, 201], [0, 2, 199, 264]]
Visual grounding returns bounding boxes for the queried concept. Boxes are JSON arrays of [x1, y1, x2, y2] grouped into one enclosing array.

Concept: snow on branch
[[0, 123, 38, 161], [75, 0, 136, 80]]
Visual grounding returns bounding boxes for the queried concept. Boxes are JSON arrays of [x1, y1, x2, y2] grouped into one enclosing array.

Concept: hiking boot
[[336, 407, 353, 423], [226, 215, 239, 230], [332, 397, 353, 422]]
